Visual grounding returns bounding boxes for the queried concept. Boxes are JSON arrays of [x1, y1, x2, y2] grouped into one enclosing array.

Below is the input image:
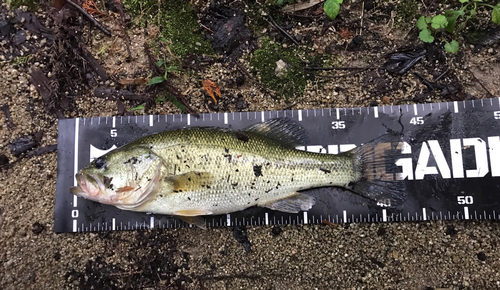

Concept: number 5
[[110, 129, 117, 137]]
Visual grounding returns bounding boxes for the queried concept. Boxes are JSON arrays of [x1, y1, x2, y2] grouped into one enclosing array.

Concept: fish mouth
[[70, 173, 105, 199]]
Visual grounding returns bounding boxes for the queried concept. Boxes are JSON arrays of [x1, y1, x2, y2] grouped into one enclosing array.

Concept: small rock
[[382, 96, 390, 104], [275, 59, 288, 78], [271, 226, 282, 236], [392, 250, 399, 260], [477, 251, 487, 261], [352, 35, 364, 46], [32, 222, 45, 234]]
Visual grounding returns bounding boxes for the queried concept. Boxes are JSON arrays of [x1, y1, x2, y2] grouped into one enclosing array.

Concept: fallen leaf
[[202, 79, 221, 104], [339, 28, 354, 40], [118, 77, 148, 86], [322, 219, 339, 227]]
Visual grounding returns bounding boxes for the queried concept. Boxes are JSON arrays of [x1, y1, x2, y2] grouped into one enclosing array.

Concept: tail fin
[[347, 134, 407, 207]]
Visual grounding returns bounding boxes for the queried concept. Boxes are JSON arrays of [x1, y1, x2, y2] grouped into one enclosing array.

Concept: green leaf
[[277, 0, 284, 5], [431, 15, 448, 29], [459, 0, 469, 3], [131, 104, 144, 111], [492, 4, 500, 25], [155, 97, 166, 103], [147, 76, 165, 86], [425, 16, 432, 24], [416, 16, 427, 30], [445, 40, 459, 54], [324, 0, 341, 20], [419, 28, 434, 43], [166, 95, 187, 113], [156, 59, 165, 67], [444, 9, 464, 33]]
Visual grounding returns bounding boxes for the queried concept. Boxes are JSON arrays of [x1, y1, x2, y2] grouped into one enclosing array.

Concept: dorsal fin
[[244, 118, 309, 148]]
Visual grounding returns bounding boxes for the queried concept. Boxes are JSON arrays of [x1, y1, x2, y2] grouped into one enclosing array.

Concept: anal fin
[[259, 193, 316, 213], [177, 216, 207, 229]]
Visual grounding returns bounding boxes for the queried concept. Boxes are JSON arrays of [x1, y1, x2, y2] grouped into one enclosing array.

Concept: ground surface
[[1, 0, 500, 289]]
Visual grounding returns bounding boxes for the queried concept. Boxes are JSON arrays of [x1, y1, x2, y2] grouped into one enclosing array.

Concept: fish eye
[[95, 158, 106, 169]]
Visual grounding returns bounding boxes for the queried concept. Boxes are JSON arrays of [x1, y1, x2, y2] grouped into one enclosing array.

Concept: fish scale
[[55, 98, 500, 232]]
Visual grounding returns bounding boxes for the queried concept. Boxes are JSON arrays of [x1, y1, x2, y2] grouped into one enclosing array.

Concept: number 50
[[457, 196, 473, 205]]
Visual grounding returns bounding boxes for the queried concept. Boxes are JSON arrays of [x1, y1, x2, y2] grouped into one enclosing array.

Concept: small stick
[[434, 68, 449, 82], [0, 104, 13, 129], [267, 15, 299, 45], [304, 66, 376, 71], [467, 68, 494, 98], [360, 1, 364, 35], [114, 0, 132, 60], [66, 0, 111, 37]]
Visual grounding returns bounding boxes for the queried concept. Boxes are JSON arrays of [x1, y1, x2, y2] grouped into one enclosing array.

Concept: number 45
[[410, 117, 424, 125]]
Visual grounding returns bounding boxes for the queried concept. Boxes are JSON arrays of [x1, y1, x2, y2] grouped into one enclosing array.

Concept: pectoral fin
[[259, 193, 316, 213], [164, 171, 214, 193]]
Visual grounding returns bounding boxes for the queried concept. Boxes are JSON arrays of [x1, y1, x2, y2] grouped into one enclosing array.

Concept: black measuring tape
[[54, 98, 500, 233]]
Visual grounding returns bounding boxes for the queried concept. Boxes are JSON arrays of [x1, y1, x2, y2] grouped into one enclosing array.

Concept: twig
[[360, 1, 364, 35], [467, 68, 494, 98], [66, 0, 111, 37], [304, 66, 377, 71], [434, 68, 449, 82], [267, 15, 299, 45], [413, 72, 436, 91], [114, 0, 132, 60], [0, 104, 13, 129]]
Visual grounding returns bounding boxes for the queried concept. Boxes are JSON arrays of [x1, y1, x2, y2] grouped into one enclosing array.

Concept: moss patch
[[395, 0, 419, 29], [6, 0, 39, 10], [250, 38, 311, 99], [123, 0, 213, 58]]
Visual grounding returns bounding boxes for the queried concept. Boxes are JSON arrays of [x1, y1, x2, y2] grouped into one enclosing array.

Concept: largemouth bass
[[70, 119, 405, 227]]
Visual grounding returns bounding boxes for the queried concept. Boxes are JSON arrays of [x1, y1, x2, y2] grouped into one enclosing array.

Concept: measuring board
[[55, 98, 500, 233]]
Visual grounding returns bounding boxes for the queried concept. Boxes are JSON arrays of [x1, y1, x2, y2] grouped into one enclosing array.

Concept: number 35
[[332, 121, 345, 129]]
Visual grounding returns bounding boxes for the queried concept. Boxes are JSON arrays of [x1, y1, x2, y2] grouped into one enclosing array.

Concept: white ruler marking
[[464, 207, 469, 220], [226, 213, 231, 226], [150, 217, 154, 229], [303, 212, 308, 224], [265, 212, 269, 225], [413, 104, 418, 115], [298, 110, 302, 121], [374, 106, 379, 118], [224, 112, 228, 124], [261, 111, 265, 123], [73, 118, 80, 209], [343, 210, 347, 223], [454, 101, 459, 113], [422, 208, 427, 221], [112, 218, 116, 230], [112, 116, 116, 128], [149, 115, 153, 126], [187, 114, 191, 126], [382, 209, 387, 222], [72, 220, 77, 232], [336, 108, 340, 120]]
